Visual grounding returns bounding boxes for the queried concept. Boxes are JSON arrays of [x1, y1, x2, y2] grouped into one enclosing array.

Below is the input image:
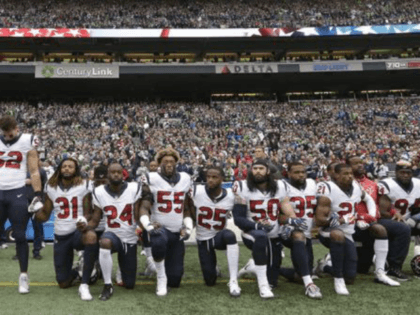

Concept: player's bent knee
[[370, 224, 387, 238], [291, 231, 306, 242], [83, 231, 97, 245], [330, 229, 345, 242], [222, 229, 236, 245], [99, 238, 112, 249]]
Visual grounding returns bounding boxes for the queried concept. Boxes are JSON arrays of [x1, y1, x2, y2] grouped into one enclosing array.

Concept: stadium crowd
[[1, 97, 420, 182], [0, 0, 419, 29]]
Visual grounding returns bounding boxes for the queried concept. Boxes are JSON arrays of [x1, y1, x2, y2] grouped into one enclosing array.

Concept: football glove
[[179, 226, 192, 241], [342, 214, 355, 225], [256, 222, 275, 233], [329, 212, 340, 228], [356, 220, 370, 230], [357, 214, 376, 224], [28, 196, 43, 213], [280, 225, 295, 240], [286, 218, 308, 231]]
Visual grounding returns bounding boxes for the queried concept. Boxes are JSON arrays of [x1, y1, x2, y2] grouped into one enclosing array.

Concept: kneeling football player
[[87, 162, 143, 301], [185, 167, 241, 297]]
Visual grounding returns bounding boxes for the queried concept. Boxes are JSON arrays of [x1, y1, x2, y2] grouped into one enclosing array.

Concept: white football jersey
[[45, 180, 89, 236], [92, 182, 142, 244], [190, 185, 235, 241], [87, 181, 106, 232], [283, 179, 317, 239], [378, 178, 420, 216], [141, 172, 192, 233], [232, 180, 288, 239], [317, 180, 363, 240], [0, 133, 38, 190]]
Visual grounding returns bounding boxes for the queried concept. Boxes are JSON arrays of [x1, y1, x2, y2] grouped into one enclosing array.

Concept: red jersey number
[[0, 151, 23, 169], [290, 196, 316, 218], [56, 197, 78, 220], [157, 191, 185, 214], [104, 204, 133, 228], [249, 199, 279, 222], [197, 207, 228, 231]]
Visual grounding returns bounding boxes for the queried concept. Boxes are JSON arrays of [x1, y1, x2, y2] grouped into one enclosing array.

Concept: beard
[[110, 179, 123, 186], [61, 173, 75, 180], [253, 173, 269, 184]]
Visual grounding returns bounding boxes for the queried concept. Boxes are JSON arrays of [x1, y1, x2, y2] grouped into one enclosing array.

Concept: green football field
[[1, 242, 420, 315]]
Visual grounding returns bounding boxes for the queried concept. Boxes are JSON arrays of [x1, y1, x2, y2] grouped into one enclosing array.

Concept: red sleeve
[[357, 177, 380, 220]]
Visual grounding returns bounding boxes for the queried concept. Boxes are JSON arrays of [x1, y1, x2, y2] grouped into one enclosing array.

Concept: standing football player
[[139, 148, 193, 297], [378, 160, 420, 280], [348, 155, 406, 285], [31, 158, 99, 300], [233, 159, 296, 299], [316, 163, 378, 295], [87, 162, 142, 301], [0, 115, 43, 294], [280, 162, 322, 299], [185, 166, 241, 297]]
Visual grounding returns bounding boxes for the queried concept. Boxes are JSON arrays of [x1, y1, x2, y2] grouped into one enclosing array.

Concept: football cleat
[[411, 254, 420, 278], [227, 280, 241, 298], [334, 278, 349, 295], [99, 284, 114, 301], [144, 256, 157, 277], [18, 273, 29, 294], [259, 284, 274, 299], [0, 243, 8, 249], [216, 265, 223, 278], [115, 267, 123, 286], [374, 270, 400, 287], [305, 283, 322, 299], [387, 268, 412, 282], [78, 283, 93, 301], [313, 253, 331, 278], [156, 275, 168, 297], [238, 259, 256, 279]]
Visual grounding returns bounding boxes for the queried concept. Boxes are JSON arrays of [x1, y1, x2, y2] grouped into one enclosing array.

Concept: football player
[[348, 155, 406, 285], [378, 160, 420, 280], [0, 115, 43, 294], [315, 163, 377, 295], [279, 162, 322, 299], [185, 166, 241, 297], [31, 157, 98, 300], [139, 148, 193, 297], [87, 162, 142, 301], [233, 159, 296, 299]]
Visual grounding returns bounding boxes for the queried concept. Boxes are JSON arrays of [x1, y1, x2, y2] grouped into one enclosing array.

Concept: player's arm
[[361, 190, 377, 219], [180, 194, 194, 240], [379, 194, 402, 221], [85, 205, 102, 231], [232, 194, 256, 232], [315, 196, 332, 227], [33, 194, 53, 223], [27, 149, 42, 193], [134, 199, 141, 225], [183, 193, 196, 223], [82, 193, 93, 221], [278, 196, 296, 224], [139, 184, 158, 231]]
